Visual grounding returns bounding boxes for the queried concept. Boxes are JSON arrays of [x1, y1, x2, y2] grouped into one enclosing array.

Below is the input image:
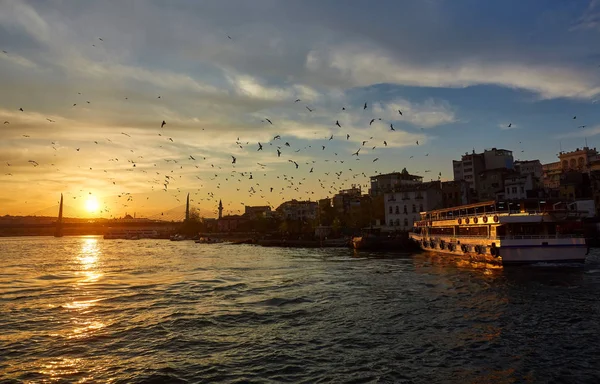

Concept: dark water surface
[[1, 236, 600, 383]]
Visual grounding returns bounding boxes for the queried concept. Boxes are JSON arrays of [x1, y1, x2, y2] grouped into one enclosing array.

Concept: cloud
[[305, 44, 600, 100], [372, 98, 456, 128], [555, 125, 600, 139], [570, 0, 600, 31]]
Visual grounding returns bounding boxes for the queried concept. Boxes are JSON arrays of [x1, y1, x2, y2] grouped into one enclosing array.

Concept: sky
[[1, 0, 600, 218]]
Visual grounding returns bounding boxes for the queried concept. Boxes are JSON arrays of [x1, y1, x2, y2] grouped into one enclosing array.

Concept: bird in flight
[[352, 148, 361, 156], [384, 141, 388, 146], [369, 119, 375, 126], [294, 99, 301, 102], [277, 149, 281, 157], [573, 116, 576, 119], [579, 125, 587, 129], [306, 106, 313, 112], [273, 135, 281, 140], [161, 120, 166, 128], [416, 140, 419, 145], [19, 108, 23, 112], [398, 110, 403, 115], [257, 143, 263, 151], [3, 121, 8, 124], [508, 123, 512, 128], [335, 120, 341, 128], [189, 155, 196, 160], [329, 135, 333, 140], [265, 118, 273, 125], [346, 134, 350, 140], [390, 124, 395, 131], [373, 158, 379, 162], [121, 132, 131, 137], [363, 102, 367, 110], [231, 156, 236, 164]]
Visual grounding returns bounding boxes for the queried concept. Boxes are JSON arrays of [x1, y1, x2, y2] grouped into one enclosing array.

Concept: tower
[[54, 193, 63, 237], [218, 199, 223, 219], [185, 193, 190, 222]]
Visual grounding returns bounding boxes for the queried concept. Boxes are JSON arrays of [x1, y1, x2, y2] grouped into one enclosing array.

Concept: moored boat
[[409, 199, 589, 265], [195, 236, 223, 244]]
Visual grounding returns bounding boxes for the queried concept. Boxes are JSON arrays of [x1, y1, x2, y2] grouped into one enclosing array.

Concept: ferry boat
[[409, 199, 589, 265]]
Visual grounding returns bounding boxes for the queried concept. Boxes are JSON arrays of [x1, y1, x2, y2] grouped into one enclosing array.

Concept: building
[[243, 206, 272, 219], [332, 186, 362, 215], [383, 181, 443, 231], [452, 151, 486, 197], [542, 161, 562, 189], [483, 148, 514, 170], [477, 168, 516, 200], [514, 160, 543, 179], [369, 169, 422, 197], [440, 180, 469, 208], [503, 173, 534, 200], [276, 200, 318, 221], [217, 215, 246, 232], [559, 147, 599, 172]]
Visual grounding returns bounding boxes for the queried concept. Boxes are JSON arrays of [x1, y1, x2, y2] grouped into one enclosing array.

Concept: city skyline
[[2, 0, 600, 218]]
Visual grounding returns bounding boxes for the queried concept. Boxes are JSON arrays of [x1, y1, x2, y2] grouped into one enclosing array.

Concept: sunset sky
[[2, 0, 600, 218]]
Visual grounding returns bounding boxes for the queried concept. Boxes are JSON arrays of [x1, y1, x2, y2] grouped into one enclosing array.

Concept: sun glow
[[84, 197, 99, 213]]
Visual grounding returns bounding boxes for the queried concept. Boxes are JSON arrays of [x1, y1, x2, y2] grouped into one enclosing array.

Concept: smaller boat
[[170, 234, 187, 241], [195, 236, 223, 244]]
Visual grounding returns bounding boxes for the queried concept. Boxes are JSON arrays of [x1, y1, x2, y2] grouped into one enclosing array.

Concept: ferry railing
[[421, 209, 581, 222], [410, 233, 585, 241]]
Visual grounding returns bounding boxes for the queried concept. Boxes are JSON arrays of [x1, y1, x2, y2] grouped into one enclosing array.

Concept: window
[[395, 219, 400, 226], [403, 205, 408, 214], [506, 187, 510, 194], [419, 204, 423, 212], [404, 218, 409, 227], [512, 187, 517, 193], [389, 220, 394, 226], [412, 204, 416, 213], [520, 186, 524, 193], [389, 206, 392, 214], [562, 160, 568, 169], [395, 205, 399, 214]]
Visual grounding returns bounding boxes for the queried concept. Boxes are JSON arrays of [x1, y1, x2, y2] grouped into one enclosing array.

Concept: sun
[[85, 197, 99, 213]]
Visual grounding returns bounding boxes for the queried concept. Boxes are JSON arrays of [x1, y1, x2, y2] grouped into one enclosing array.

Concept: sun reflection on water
[[76, 237, 103, 284]]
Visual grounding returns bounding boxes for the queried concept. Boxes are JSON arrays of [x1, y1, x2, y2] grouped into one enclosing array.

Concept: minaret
[[218, 199, 223, 219], [54, 193, 63, 237], [185, 193, 190, 222]]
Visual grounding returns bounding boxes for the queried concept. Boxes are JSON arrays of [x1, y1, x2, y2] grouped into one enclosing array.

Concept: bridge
[[0, 194, 197, 237]]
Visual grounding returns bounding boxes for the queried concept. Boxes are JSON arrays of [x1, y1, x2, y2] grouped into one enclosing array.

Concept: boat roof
[[426, 200, 496, 215]]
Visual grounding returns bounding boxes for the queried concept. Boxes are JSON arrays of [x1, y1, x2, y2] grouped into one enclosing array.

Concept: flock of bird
[[0, 35, 584, 218]]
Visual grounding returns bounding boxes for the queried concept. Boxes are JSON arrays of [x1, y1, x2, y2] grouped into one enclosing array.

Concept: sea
[[1, 236, 599, 384]]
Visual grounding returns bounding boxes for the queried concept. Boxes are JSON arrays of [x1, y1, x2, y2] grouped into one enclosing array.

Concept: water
[[1, 237, 600, 383]]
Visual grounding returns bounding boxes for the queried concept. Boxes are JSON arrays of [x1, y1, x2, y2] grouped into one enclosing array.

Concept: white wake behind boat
[[409, 200, 589, 265]]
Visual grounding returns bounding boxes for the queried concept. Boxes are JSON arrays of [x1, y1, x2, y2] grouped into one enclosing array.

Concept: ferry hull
[[410, 235, 588, 266]]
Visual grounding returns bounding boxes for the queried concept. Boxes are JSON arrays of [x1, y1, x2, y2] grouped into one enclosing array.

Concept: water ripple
[[1, 237, 600, 383]]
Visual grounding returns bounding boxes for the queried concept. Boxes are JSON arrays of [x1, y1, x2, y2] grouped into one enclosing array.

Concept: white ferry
[[409, 200, 589, 265]]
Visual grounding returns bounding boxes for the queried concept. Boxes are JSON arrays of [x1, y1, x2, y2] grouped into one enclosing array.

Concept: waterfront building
[[276, 200, 318, 221], [383, 180, 443, 231], [559, 147, 598, 171], [369, 169, 422, 197], [452, 151, 486, 198]]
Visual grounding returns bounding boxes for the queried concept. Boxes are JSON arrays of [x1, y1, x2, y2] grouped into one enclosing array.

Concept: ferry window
[[412, 204, 416, 213], [404, 218, 409, 227], [403, 205, 408, 214], [395, 206, 399, 214]]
